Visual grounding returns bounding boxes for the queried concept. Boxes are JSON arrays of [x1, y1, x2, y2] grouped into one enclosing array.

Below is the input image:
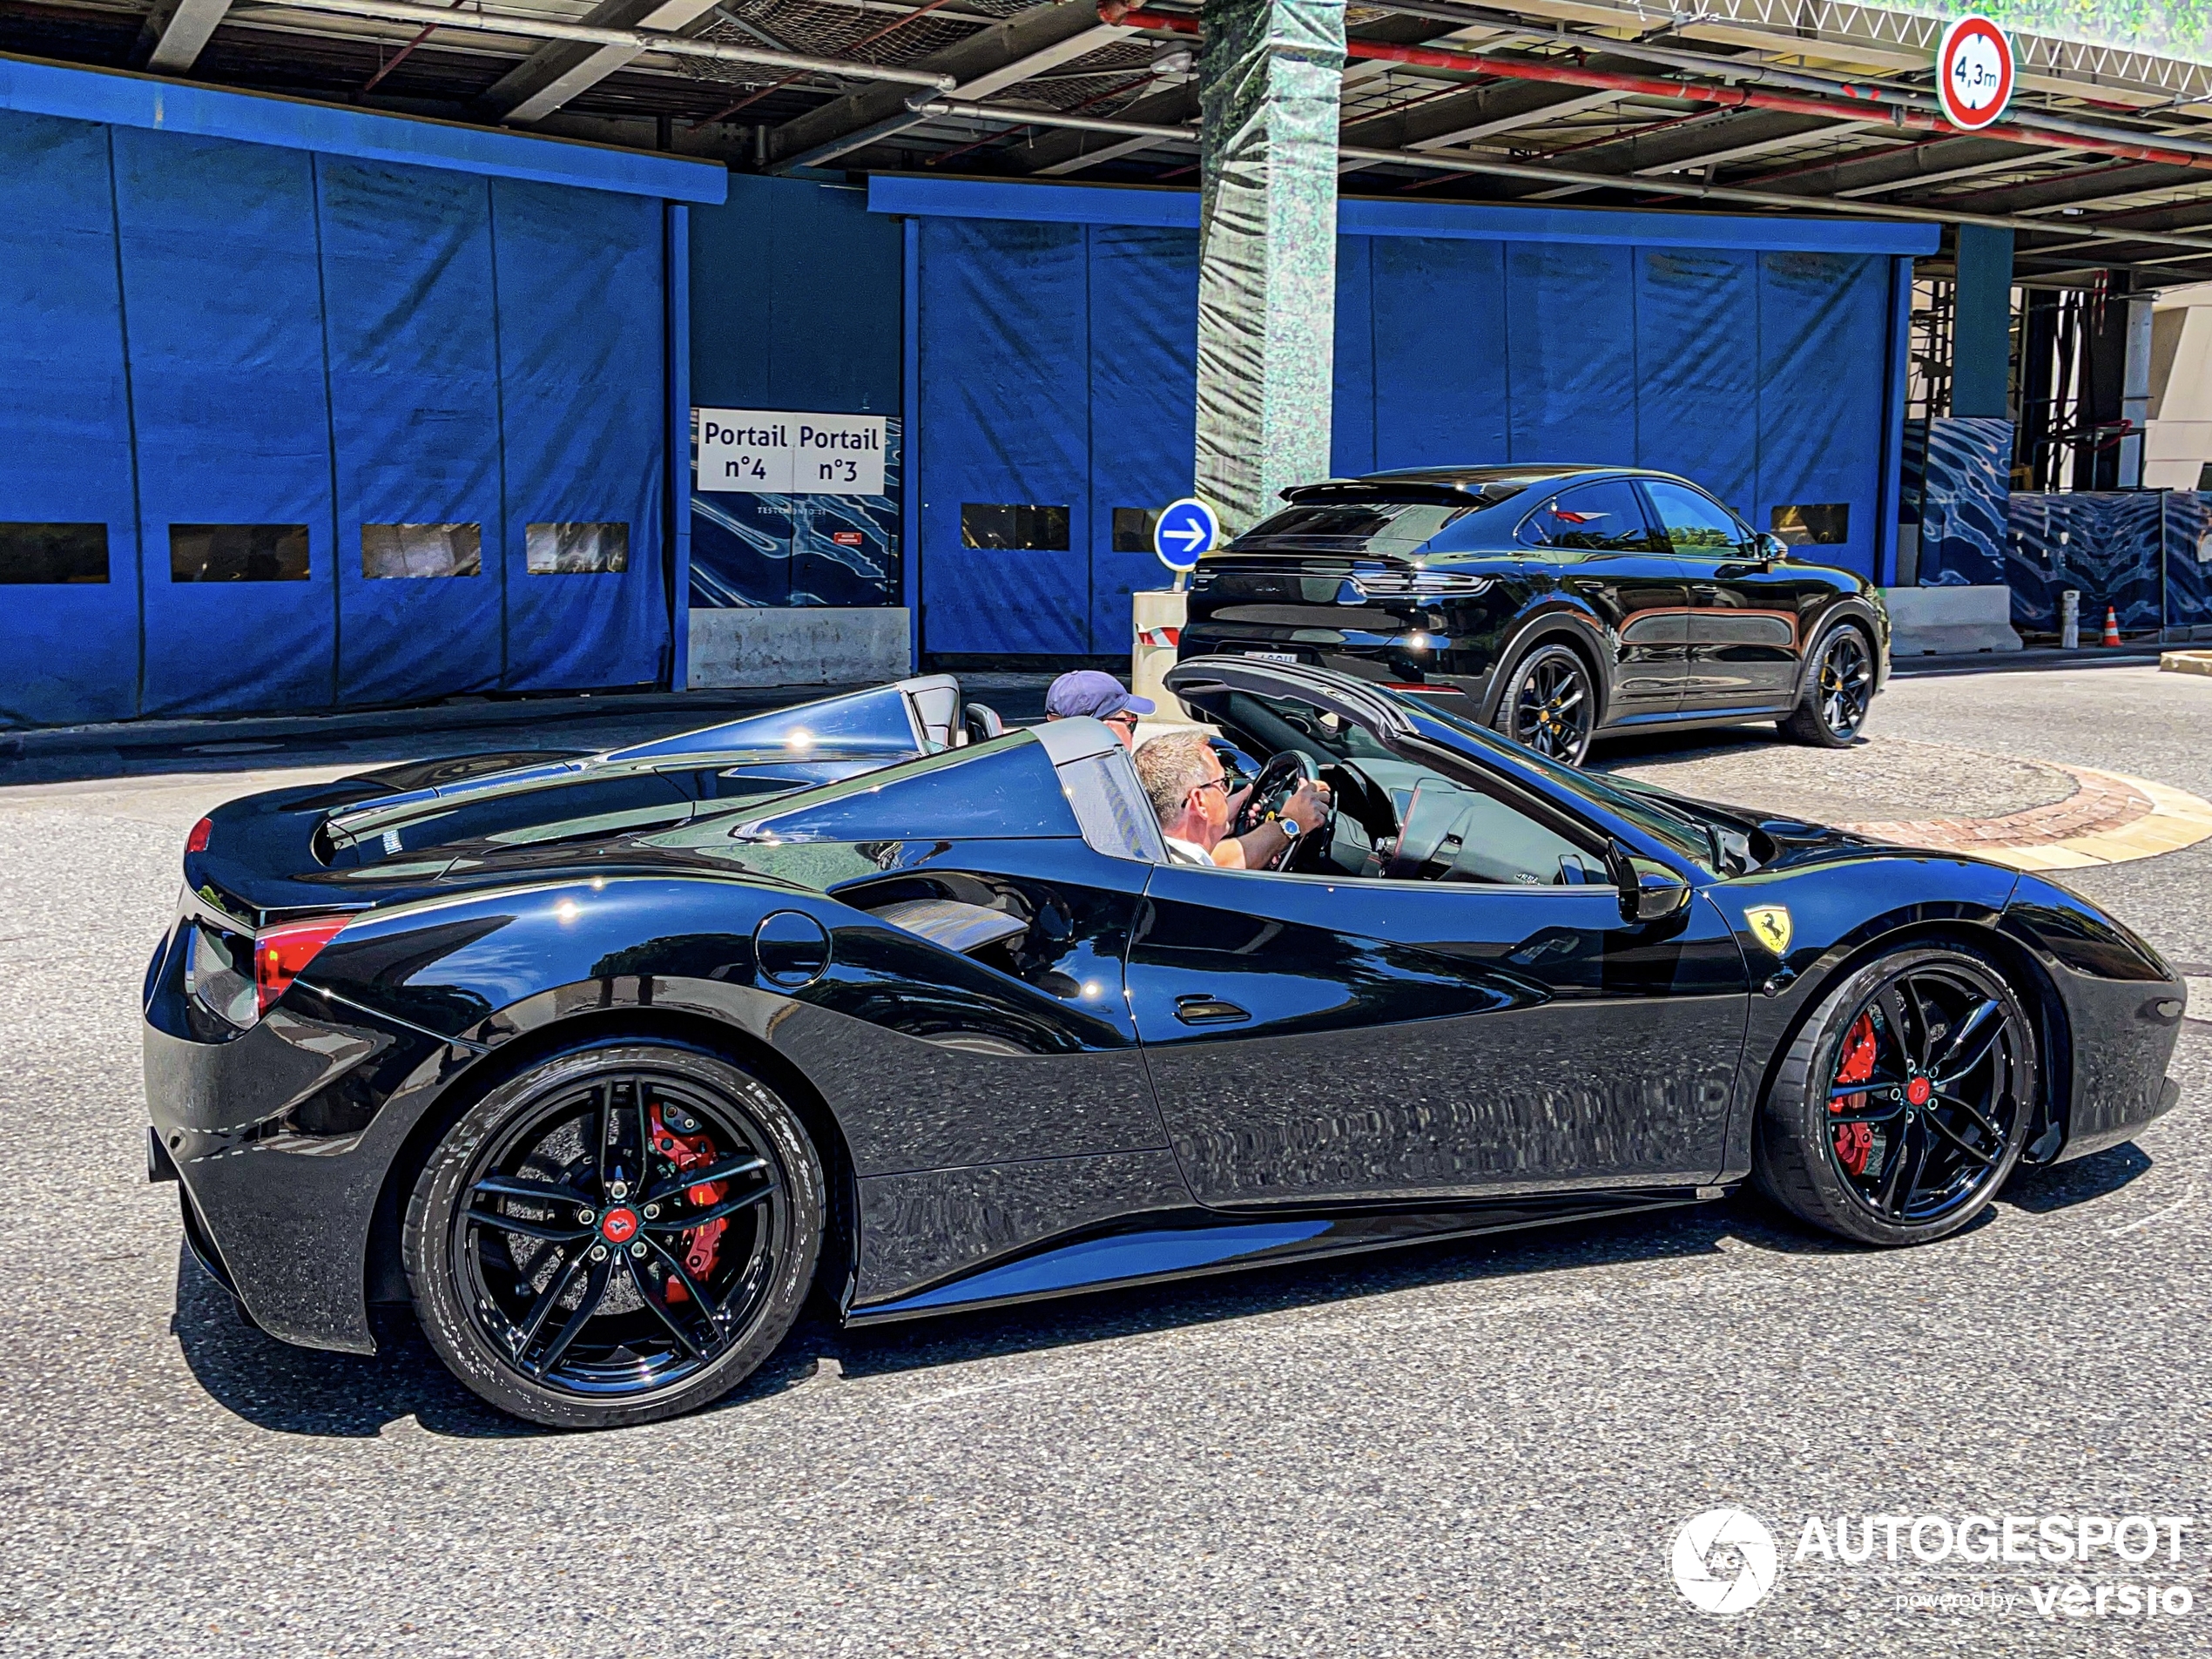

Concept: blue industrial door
[[0, 113, 139, 728], [1633, 247, 1761, 509], [115, 129, 341, 718], [0, 84, 687, 728], [917, 217, 1093, 655], [320, 158, 506, 706], [907, 193, 1905, 658], [1088, 226, 1199, 651], [493, 179, 670, 691], [1755, 251, 1891, 575], [916, 217, 1201, 657]]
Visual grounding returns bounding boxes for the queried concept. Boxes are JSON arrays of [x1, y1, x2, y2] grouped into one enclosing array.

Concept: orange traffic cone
[[2101, 606, 2123, 647]]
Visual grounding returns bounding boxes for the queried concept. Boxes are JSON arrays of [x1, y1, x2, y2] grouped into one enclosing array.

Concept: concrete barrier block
[[1879, 585, 2023, 657], [687, 607, 912, 689], [1131, 589, 1189, 713]]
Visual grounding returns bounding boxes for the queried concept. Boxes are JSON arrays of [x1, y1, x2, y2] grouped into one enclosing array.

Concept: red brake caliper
[[1831, 1011, 1878, 1175], [649, 1104, 728, 1303]]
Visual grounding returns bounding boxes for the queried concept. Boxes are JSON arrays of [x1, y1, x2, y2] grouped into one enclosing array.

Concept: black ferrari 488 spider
[[145, 661, 2183, 1426]]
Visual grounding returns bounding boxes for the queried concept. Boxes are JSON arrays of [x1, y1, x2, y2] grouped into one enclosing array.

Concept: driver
[[1133, 731, 1331, 869]]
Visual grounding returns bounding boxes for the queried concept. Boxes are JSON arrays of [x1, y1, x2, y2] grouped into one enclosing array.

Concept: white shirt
[[1163, 834, 1214, 867]]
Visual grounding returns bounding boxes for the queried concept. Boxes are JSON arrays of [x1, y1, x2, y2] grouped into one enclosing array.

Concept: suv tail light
[[254, 916, 350, 1015]]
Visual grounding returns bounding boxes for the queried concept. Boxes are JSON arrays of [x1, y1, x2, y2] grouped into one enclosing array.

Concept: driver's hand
[[1284, 778, 1332, 833]]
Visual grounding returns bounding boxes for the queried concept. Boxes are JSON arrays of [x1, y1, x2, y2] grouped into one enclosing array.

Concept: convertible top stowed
[[144, 664, 2183, 1426]]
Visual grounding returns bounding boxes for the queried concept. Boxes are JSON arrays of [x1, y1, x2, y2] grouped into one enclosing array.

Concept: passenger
[[1133, 730, 1331, 870], [1044, 669, 1152, 752]]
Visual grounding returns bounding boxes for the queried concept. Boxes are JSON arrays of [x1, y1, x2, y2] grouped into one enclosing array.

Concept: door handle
[[1691, 583, 1721, 598], [1174, 994, 1251, 1026]]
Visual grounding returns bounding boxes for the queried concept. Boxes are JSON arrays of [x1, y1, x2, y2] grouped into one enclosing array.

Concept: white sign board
[[696, 408, 887, 496]]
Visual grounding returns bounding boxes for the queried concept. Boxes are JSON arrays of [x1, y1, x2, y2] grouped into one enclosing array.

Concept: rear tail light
[[254, 915, 350, 1015], [185, 818, 212, 854]]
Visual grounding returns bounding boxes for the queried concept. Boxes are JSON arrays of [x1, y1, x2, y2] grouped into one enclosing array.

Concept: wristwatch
[[1277, 815, 1302, 840]]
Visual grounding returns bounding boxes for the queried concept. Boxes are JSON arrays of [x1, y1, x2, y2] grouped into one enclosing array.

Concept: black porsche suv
[[1177, 464, 1891, 765]]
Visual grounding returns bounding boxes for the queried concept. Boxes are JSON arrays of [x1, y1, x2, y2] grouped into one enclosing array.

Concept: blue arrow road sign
[[1153, 497, 1219, 571]]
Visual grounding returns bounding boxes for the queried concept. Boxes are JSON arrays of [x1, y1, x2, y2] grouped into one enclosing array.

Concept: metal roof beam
[[1935, 162, 2206, 218], [479, 0, 719, 126], [136, 0, 235, 71], [765, 0, 1130, 168], [1522, 108, 1831, 181], [1836, 152, 2076, 199], [1632, 119, 1874, 176], [1735, 135, 2023, 195], [1015, 78, 1197, 173]]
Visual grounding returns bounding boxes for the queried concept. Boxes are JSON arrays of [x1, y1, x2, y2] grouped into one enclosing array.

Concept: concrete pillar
[[2143, 281, 2212, 489], [2119, 295, 2153, 488], [1193, 0, 1346, 534], [1951, 224, 2013, 419]]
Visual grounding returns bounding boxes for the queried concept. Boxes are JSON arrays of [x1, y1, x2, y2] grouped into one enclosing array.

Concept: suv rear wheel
[[1494, 640, 1595, 765]]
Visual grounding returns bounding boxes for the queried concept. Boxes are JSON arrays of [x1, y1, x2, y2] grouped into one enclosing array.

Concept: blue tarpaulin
[[1088, 225, 1199, 651], [114, 128, 340, 718], [0, 112, 139, 727], [320, 158, 505, 705], [1633, 247, 1760, 509], [490, 179, 668, 693], [0, 58, 685, 728], [917, 217, 1094, 655], [896, 182, 1912, 657]]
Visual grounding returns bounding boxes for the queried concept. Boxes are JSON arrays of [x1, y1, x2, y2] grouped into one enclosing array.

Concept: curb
[[1889, 645, 2166, 678]]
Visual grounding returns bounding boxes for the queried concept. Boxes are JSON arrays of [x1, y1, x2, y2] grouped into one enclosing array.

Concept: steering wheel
[[1231, 749, 1321, 838]]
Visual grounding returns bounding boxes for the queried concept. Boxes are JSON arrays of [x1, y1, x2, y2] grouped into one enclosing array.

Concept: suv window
[[1514, 482, 1656, 552], [1232, 501, 1478, 557], [1642, 481, 1755, 556]]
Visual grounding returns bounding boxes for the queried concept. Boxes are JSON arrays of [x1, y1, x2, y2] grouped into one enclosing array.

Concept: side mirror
[[1606, 840, 1691, 925], [1754, 531, 1790, 566]]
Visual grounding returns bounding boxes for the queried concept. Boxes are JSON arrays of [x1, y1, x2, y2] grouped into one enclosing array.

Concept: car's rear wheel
[[1780, 624, 1874, 747], [404, 1042, 822, 1429], [1753, 944, 2036, 1246], [1494, 640, 1595, 765]]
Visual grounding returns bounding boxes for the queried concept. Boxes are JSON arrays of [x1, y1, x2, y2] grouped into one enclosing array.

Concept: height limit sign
[[695, 408, 887, 496]]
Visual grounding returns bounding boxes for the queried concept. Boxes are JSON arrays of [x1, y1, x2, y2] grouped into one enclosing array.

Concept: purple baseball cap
[[1045, 670, 1155, 721]]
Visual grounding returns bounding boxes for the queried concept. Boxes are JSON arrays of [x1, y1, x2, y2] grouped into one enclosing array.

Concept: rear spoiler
[[1278, 478, 1530, 508]]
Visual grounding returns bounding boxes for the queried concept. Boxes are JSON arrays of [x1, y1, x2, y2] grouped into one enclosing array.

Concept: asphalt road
[[3, 664, 2209, 1656]]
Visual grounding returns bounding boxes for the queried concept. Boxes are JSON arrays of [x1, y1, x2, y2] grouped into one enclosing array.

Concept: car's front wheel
[[404, 1042, 823, 1429], [1780, 623, 1875, 747], [1753, 944, 2037, 1246]]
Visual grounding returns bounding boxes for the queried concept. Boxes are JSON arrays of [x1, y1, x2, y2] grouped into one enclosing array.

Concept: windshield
[[1405, 695, 1726, 870]]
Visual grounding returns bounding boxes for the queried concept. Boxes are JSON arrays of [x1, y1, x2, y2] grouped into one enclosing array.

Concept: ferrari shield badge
[[1744, 905, 1793, 957]]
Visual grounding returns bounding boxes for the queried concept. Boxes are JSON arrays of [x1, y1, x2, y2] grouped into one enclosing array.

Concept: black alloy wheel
[[405, 1043, 822, 1428], [1498, 642, 1595, 765], [1754, 944, 2036, 1246], [1782, 624, 1875, 747]]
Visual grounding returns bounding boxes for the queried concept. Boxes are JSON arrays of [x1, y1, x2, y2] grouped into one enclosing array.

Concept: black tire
[[1780, 623, 1875, 747], [1752, 943, 2036, 1246], [1493, 639, 1596, 765], [404, 1042, 823, 1429]]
